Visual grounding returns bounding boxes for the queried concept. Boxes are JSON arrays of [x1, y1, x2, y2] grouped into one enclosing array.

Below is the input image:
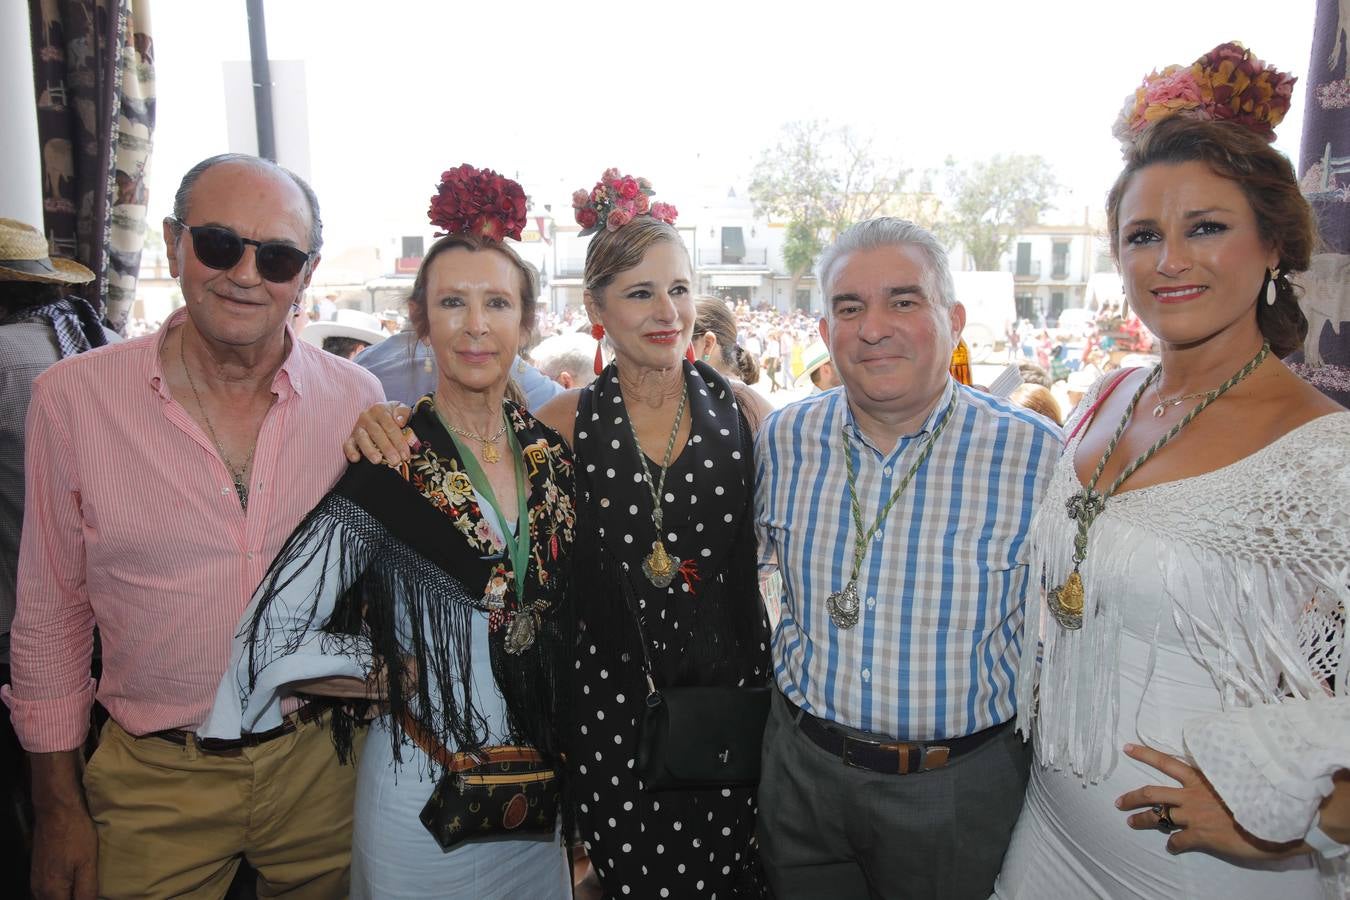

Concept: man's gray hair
[[530, 332, 597, 387], [171, 153, 323, 253], [816, 217, 955, 312]]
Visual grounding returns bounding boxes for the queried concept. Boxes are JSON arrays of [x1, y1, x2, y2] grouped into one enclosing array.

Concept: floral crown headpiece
[[1112, 41, 1297, 151], [428, 163, 528, 242], [572, 167, 678, 236]]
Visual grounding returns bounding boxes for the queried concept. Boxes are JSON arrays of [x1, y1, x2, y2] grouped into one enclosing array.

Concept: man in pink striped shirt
[[4, 154, 384, 899]]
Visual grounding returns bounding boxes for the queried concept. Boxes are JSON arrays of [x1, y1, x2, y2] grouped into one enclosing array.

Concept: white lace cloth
[[1185, 694, 1350, 845], [1001, 371, 1350, 897]]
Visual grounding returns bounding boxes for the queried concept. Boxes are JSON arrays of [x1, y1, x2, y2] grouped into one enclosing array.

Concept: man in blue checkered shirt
[[755, 218, 1062, 899]]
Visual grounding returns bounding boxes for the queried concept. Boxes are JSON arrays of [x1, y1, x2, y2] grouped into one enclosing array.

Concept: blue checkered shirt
[[755, 379, 1061, 740]]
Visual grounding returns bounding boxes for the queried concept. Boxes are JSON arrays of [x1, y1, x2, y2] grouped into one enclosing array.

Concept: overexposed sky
[[148, 0, 1318, 258]]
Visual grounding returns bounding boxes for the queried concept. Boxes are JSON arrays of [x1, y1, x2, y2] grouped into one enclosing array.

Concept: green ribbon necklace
[[435, 407, 537, 653], [1048, 342, 1270, 630], [826, 395, 957, 630]]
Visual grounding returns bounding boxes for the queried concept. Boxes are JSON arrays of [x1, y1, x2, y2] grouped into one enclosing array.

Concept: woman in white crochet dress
[[994, 43, 1350, 899]]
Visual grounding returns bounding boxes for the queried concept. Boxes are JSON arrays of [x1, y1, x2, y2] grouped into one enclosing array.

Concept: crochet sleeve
[[1184, 696, 1349, 845]]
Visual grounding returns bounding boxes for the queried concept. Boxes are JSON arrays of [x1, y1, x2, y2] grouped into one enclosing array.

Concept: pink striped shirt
[[2, 309, 384, 752]]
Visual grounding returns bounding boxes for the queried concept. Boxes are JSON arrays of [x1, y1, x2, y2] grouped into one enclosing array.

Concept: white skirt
[[351, 717, 570, 900]]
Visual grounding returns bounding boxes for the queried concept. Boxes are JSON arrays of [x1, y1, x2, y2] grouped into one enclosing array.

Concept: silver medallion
[[504, 609, 537, 655], [826, 580, 861, 630]]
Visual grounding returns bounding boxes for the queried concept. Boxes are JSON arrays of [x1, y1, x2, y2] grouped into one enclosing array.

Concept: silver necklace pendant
[[826, 580, 861, 629], [504, 608, 537, 655]]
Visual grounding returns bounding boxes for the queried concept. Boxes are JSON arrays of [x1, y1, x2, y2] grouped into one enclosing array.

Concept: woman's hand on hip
[[1116, 742, 1305, 859]]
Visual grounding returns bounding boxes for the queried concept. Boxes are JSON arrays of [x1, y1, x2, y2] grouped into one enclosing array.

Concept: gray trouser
[[757, 690, 1030, 900]]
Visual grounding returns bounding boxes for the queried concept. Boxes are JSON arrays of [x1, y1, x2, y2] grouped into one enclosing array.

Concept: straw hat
[[793, 340, 832, 389], [0, 217, 95, 284], [301, 308, 388, 348]]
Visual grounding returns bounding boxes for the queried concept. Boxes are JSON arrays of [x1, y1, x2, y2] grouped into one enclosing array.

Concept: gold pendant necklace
[[625, 378, 689, 588], [436, 402, 509, 463], [1049, 344, 1270, 629]]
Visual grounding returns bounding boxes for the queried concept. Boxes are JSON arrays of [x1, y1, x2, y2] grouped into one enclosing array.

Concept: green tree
[[780, 220, 822, 303], [942, 154, 1058, 271], [749, 120, 910, 299]]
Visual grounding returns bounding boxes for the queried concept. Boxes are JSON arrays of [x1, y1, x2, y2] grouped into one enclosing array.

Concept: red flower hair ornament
[[572, 167, 678, 237], [428, 164, 529, 242]]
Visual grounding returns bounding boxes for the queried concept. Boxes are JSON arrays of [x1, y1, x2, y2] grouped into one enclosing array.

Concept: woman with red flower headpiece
[[347, 168, 772, 897], [993, 44, 1350, 899], [204, 166, 577, 898], [533, 170, 771, 898]]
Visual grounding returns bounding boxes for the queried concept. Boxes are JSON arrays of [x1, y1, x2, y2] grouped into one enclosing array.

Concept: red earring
[[685, 344, 696, 364], [592, 323, 605, 376]]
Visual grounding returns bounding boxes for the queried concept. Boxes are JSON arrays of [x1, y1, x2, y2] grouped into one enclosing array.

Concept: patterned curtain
[[30, 0, 155, 333], [1290, 0, 1350, 405]]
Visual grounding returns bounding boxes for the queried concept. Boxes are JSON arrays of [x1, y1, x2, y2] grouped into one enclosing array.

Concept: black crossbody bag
[[616, 533, 770, 789]]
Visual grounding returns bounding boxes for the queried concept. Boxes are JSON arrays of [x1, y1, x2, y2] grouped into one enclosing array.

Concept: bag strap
[[397, 710, 545, 772], [1065, 368, 1136, 443], [612, 557, 661, 699]]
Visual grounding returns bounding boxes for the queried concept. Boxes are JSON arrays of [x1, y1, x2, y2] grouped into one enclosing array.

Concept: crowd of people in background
[[4, 37, 1346, 900]]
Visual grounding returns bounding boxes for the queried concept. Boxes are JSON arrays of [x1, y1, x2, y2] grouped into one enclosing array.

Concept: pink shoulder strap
[[1066, 368, 1136, 442]]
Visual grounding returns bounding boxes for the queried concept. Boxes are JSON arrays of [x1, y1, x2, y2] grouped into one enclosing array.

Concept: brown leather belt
[[150, 705, 327, 753], [788, 697, 1011, 775]]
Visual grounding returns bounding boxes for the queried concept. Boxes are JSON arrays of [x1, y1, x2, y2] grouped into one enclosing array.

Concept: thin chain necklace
[[625, 381, 689, 587], [435, 399, 508, 463], [1151, 381, 1211, 418], [180, 335, 255, 511], [826, 396, 957, 629], [1048, 342, 1270, 629]]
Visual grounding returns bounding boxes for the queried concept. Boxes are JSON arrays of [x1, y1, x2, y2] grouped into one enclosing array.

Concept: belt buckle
[[842, 736, 951, 774], [195, 735, 245, 753], [922, 745, 950, 770], [840, 734, 874, 771]]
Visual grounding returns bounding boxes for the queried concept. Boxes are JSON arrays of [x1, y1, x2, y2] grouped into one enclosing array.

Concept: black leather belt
[[148, 705, 326, 753], [789, 698, 1010, 775]]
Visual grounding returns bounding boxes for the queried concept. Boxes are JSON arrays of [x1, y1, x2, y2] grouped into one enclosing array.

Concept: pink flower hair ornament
[[1112, 42, 1297, 152], [428, 164, 529, 242], [572, 168, 678, 236]]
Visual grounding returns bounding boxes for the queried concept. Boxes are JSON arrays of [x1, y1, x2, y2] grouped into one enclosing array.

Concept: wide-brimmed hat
[[793, 340, 832, 389], [301, 308, 388, 348], [0, 217, 95, 284]]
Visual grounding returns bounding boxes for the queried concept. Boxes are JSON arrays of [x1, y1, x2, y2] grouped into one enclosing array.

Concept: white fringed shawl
[[1015, 374, 1349, 803]]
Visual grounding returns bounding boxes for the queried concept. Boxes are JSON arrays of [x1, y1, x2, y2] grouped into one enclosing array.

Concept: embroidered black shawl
[[241, 397, 575, 769]]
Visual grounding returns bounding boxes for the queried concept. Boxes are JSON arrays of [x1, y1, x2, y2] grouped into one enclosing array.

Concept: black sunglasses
[[170, 218, 314, 283]]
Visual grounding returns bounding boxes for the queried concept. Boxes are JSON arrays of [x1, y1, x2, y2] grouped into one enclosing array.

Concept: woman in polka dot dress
[[537, 194, 770, 899]]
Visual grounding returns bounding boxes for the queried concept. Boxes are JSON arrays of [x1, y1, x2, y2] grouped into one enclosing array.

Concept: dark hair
[[1105, 116, 1312, 357], [173, 153, 324, 253], [405, 233, 539, 343], [0, 281, 66, 310], [583, 216, 689, 299], [693, 295, 758, 384], [321, 336, 370, 359]]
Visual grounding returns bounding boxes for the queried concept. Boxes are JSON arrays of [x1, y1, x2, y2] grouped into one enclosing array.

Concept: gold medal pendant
[[1048, 570, 1085, 630], [641, 540, 679, 588], [482, 442, 500, 464], [826, 580, 861, 630]]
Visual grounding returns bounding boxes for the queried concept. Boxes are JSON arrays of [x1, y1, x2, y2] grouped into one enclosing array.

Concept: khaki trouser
[[84, 713, 360, 899]]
